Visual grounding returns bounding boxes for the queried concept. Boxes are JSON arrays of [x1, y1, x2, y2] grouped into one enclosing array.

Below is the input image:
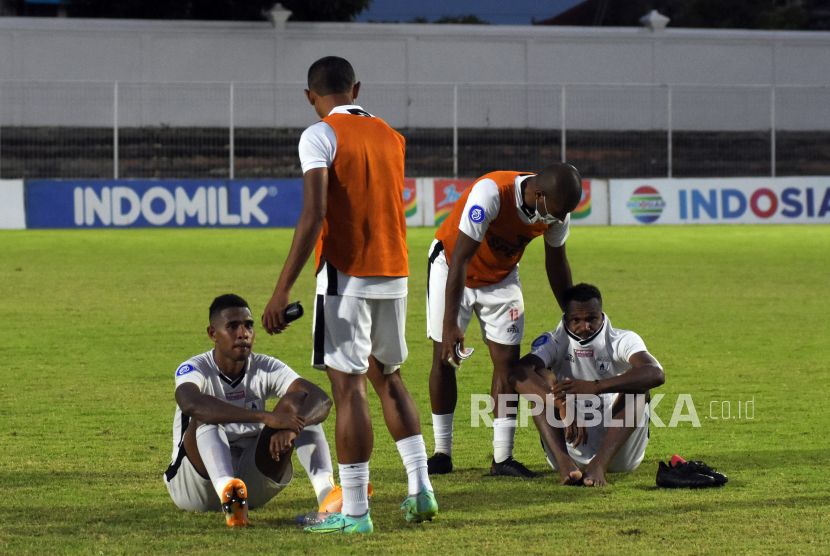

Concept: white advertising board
[[0, 180, 26, 229], [610, 178, 830, 225], [570, 180, 609, 226]]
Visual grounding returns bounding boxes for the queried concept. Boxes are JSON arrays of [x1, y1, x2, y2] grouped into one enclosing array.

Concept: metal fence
[[1, 81, 829, 180]]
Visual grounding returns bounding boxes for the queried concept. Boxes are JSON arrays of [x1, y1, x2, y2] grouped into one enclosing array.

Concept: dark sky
[[354, 0, 585, 25]]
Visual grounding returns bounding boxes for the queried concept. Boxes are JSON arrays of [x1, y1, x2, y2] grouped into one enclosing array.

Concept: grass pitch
[[0, 225, 828, 555]]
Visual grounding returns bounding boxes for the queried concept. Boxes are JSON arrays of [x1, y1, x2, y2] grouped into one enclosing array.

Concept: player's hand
[[269, 430, 298, 461], [263, 412, 305, 435], [569, 422, 588, 447], [553, 378, 599, 397], [262, 288, 291, 335], [441, 324, 465, 367], [552, 393, 587, 446]]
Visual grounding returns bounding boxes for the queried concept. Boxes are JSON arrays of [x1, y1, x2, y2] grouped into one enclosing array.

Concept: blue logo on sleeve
[[531, 335, 549, 348], [176, 364, 194, 377], [469, 205, 486, 223]]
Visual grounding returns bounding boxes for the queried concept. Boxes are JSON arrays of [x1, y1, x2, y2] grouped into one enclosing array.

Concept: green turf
[[0, 225, 828, 555]]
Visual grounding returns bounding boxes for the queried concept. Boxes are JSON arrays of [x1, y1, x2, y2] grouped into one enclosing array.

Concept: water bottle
[[295, 511, 331, 526]]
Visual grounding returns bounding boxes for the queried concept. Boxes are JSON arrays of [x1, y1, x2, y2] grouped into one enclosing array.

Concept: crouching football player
[[508, 284, 665, 486], [164, 294, 336, 526]]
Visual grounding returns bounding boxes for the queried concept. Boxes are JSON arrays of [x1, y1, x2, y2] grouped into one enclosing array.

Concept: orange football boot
[[221, 479, 249, 527], [318, 475, 373, 514]]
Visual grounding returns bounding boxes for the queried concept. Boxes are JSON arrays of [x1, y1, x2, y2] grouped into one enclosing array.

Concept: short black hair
[[209, 294, 249, 321], [536, 163, 583, 214], [562, 283, 602, 310], [307, 56, 355, 96]]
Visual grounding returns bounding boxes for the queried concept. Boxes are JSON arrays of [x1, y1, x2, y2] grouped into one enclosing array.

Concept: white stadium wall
[[1, 18, 830, 130]]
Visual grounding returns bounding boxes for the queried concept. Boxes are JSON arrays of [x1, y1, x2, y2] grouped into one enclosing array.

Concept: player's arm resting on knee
[[175, 383, 305, 433], [263, 167, 328, 334], [285, 377, 332, 426], [442, 231, 481, 365], [509, 354, 585, 445], [268, 378, 332, 459], [553, 352, 665, 397], [544, 242, 573, 311]]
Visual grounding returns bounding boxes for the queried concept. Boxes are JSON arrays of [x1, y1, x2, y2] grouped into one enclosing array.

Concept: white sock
[[195, 423, 234, 498], [432, 413, 454, 456], [396, 435, 433, 496], [493, 418, 517, 463], [294, 423, 335, 505], [339, 462, 369, 517]]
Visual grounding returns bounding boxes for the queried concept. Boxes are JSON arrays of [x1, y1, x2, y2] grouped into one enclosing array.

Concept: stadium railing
[[0, 81, 828, 180]]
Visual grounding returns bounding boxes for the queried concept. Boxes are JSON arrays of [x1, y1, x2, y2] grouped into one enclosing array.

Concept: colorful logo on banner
[[571, 180, 592, 219], [627, 185, 666, 224], [403, 179, 417, 218], [433, 179, 474, 226]]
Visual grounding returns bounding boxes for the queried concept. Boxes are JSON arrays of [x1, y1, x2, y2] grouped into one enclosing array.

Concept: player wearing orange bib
[[262, 56, 436, 534], [427, 165, 583, 478]]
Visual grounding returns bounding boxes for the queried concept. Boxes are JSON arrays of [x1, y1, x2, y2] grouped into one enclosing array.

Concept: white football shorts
[[542, 394, 650, 473], [165, 435, 292, 512], [312, 294, 408, 374], [426, 239, 524, 346]]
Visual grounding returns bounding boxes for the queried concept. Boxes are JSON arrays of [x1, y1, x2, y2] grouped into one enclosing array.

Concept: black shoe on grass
[[675, 460, 728, 486], [656, 461, 716, 489], [490, 456, 538, 479], [427, 452, 453, 475]]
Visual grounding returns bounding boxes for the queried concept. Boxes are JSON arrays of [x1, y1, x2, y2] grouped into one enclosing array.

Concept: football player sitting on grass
[[508, 283, 665, 486], [164, 294, 337, 527]]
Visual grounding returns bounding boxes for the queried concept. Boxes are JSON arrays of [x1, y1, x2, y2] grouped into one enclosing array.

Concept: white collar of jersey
[[514, 174, 538, 223], [563, 313, 608, 346], [211, 349, 250, 387], [327, 105, 370, 117]]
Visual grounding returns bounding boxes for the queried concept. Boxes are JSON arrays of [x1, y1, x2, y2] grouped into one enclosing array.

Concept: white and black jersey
[[164, 350, 300, 481], [529, 314, 653, 409]]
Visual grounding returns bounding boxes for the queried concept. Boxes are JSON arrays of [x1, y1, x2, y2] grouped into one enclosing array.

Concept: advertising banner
[[425, 177, 605, 227], [404, 178, 422, 226], [25, 179, 304, 229], [0, 180, 26, 229], [570, 180, 609, 226], [610, 178, 830, 225], [432, 178, 476, 226]]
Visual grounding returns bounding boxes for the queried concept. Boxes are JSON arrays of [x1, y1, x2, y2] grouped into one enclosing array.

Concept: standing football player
[[262, 56, 436, 533], [427, 164, 582, 478]]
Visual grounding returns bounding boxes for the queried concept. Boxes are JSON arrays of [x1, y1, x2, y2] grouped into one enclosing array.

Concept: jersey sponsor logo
[[225, 390, 245, 401], [574, 349, 594, 358], [506, 324, 520, 334], [531, 335, 549, 348], [484, 234, 534, 259], [596, 356, 611, 374], [176, 364, 194, 377], [469, 205, 486, 223]]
